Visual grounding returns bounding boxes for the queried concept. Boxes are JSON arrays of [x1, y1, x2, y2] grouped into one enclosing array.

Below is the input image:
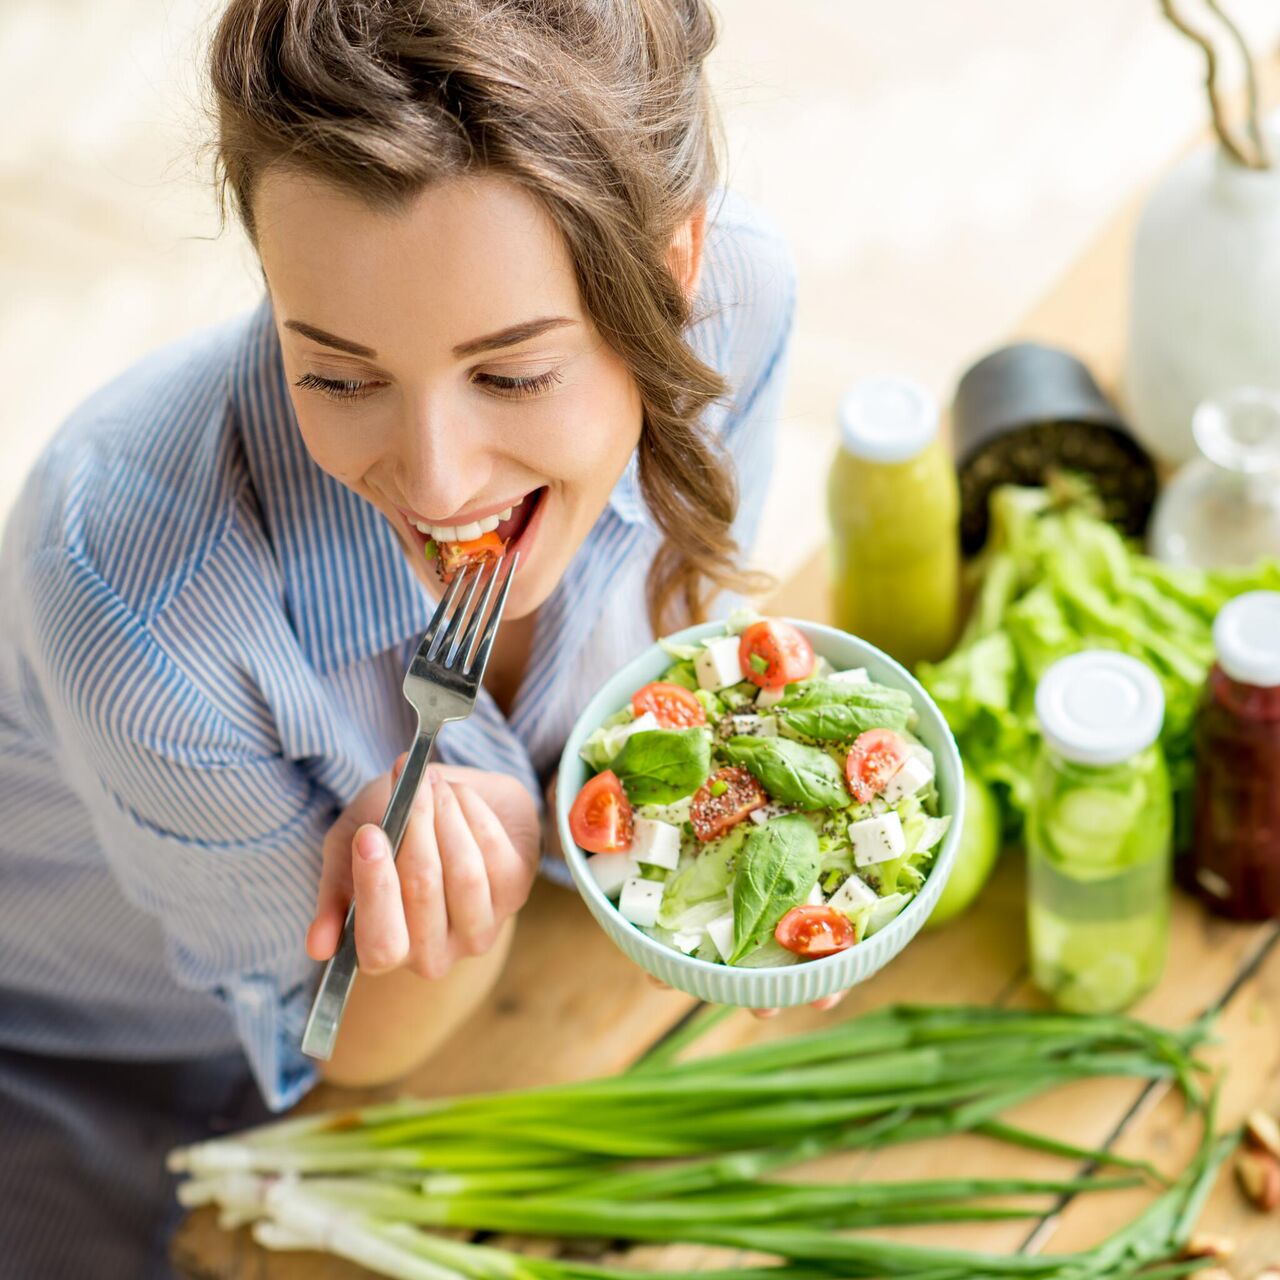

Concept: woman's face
[[252, 169, 647, 620]]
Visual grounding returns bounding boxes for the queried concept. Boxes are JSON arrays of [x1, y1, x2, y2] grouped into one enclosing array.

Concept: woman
[[0, 0, 827, 1274]]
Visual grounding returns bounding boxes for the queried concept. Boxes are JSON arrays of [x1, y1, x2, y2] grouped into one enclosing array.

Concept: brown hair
[[208, 0, 774, 634]]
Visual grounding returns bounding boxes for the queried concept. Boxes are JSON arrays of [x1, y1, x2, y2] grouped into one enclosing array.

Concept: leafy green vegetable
[[779, 699, 912, 742], [657, 822, 751, 928], [918, 483, 1280, 842], [729, 816, 821, 961], [578, 707, 639, 771], [722, 736, 849, 810], [694, 687, 725, 720], [659, 638, 704, 663], [611, 728, 711, 804], [659, 659, 699, 691], [778, 679, 914, 715]]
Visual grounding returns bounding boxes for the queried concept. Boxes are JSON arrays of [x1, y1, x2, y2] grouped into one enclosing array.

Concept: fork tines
[[425, 550, 519, 676]]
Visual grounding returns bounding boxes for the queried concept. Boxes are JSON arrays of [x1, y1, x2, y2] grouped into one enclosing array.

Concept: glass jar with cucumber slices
[[1027, 651, 1172, 1014]]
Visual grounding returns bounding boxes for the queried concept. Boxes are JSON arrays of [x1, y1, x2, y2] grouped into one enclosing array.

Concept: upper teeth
[[411, 505, 514, 543]]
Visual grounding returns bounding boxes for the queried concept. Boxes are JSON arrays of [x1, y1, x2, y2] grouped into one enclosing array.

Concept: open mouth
[[406, 487, 547, 583]]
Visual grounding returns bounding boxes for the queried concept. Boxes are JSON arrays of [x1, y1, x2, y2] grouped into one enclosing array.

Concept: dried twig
[[1158, 0, 1257, 168], [1204, 0, 1271, 167]]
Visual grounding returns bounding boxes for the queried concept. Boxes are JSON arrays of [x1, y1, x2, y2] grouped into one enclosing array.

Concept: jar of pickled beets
[[1188, 591, 1280, 920]]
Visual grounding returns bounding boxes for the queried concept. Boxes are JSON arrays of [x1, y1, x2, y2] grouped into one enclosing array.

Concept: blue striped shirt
[[0, 187, 796, 1112]]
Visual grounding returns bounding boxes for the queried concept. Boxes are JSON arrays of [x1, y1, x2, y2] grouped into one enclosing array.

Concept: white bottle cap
[[1035, 651, 1165, 766], [1213, 591, 1280, 687], [838, 376, 939, 463]]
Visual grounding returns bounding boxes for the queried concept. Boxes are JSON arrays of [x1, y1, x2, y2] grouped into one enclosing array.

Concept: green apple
[[926, 770, 1002, 928]]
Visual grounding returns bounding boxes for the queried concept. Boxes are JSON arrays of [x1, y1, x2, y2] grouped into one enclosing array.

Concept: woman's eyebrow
[[452, 315, 577, 357], [283, 320, 377, 357], [282, 314, 577, 360]]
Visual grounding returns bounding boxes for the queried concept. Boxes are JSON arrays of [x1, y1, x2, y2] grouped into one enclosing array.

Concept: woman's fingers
[[749, 992, 846, 1018], [396, 768, 450, 981], [432, 774, 496, 955], [307, 820, 358, 962], [351, 822, 410, 974], [452, 781, 532, 917]]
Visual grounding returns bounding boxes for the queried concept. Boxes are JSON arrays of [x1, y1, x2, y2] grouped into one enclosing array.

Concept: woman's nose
[[397, 399, 491, 521]]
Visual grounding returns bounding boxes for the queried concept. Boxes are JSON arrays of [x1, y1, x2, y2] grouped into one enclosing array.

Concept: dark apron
[[0, 1043, 275, 1278]]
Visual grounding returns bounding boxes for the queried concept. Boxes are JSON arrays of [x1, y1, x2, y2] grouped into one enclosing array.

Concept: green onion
[[750, 653, 770, 675], [169, 1003, 1227, 1280], [710, 779, 729, 797]]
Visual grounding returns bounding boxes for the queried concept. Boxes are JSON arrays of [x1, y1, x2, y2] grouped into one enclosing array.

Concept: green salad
[[567, 610, 951, 967]]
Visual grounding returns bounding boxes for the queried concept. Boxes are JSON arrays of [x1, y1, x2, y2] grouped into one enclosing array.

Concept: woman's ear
[[667, 202, 707, 303]]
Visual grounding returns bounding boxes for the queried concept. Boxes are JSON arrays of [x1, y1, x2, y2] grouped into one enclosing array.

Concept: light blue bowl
[[556, 618, 966, 1007]]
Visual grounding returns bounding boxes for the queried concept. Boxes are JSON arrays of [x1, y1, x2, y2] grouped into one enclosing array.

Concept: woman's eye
[[475, 368, 564, 399], [294, 372, 379, 402]]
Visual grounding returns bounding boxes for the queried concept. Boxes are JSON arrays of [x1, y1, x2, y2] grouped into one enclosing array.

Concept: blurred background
[[3, 0, 1279, 578]]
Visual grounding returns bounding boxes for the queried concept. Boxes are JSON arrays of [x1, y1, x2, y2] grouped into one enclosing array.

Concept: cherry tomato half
[[738, 619, 815, 691], [844, 729, 908, 804], [690, 766, 768, 841], [775, 905, 857, 958], [569, 770, 633, 854], [631, 681, 707, 729], [439, 531, 506, 580]]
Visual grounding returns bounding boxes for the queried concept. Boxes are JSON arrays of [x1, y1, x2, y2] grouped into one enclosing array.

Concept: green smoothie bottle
[[827, 376, 960, 669], [1028, 651, 1173, 1014]]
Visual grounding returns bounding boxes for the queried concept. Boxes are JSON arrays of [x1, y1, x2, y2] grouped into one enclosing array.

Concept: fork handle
[[301, 724, 440, 1061]]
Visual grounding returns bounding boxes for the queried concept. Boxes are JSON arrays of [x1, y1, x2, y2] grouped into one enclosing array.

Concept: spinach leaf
[[722, 736, 849, 809], [778, 700, 911, 742], [730, 815, 820, 962], [778, 679, 914, 715], [611, 728, 711, 804]]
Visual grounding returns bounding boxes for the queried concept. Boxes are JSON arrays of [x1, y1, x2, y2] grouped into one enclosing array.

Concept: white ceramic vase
[[1126, 120, 1280, 465]]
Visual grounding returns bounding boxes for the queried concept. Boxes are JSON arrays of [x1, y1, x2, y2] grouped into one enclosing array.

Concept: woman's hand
[[306, 754, 541, 979]]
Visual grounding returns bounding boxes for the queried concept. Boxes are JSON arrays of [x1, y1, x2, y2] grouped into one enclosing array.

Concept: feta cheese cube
[[619, 877, 665, 928], [631, 817, 682, 870], [806, 882, 826, 906], [726, 714, 778, 738], [695, 636, 745, 692], [882, 753, 935, 804], [828, 667, 869, 685], [749, 802, 791, 826], [615, 711, 660, 744], [828, 873, 879, 914], [755, 684, 786, 708], [706, 910, 736, 961], [586, 852, 641, 898], [849, 811, 907, 867], [866, 892, 910, 936]]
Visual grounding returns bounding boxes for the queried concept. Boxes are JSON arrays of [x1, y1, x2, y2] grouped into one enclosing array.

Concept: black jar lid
[[952, 342, 1158, 554]]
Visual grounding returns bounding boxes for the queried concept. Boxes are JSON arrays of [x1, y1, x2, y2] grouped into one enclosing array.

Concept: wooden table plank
[[1027, 925, 1280, 1266]]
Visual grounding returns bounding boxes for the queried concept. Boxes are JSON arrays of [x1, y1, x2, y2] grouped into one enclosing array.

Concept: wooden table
[[173, 146, 1280, 1280]]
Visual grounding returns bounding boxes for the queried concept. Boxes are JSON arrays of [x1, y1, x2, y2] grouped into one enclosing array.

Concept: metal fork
[[301, 549, 520, 1061]]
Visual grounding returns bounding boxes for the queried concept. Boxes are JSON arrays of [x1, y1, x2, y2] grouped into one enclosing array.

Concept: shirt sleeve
[[21, 545, 331, 1111]]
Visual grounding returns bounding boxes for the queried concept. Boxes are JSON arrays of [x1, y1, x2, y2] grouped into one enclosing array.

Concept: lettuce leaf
[[918, 482, 1280, 845]]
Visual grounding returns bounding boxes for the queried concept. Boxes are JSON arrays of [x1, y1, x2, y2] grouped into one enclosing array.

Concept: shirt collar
[[230, 295, 438, 675]]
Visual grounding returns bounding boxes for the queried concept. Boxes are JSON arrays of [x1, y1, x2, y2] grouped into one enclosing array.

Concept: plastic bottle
[[827, 377, 960, 669]]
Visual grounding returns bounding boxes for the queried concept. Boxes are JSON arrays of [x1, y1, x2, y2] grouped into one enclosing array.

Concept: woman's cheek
[[291, 396, 387, 482]]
